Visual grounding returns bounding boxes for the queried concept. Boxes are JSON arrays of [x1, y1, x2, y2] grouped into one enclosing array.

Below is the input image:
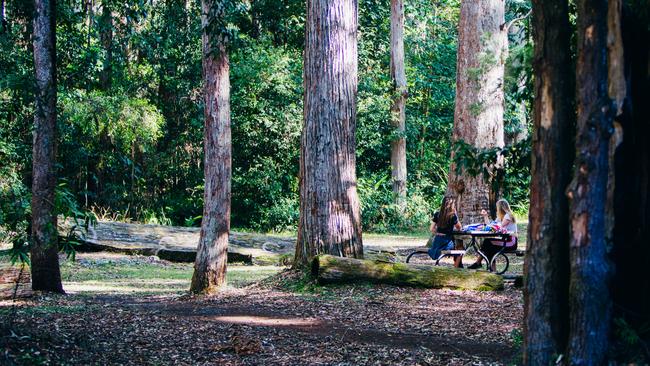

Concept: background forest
[[0, 0, 532, 239]]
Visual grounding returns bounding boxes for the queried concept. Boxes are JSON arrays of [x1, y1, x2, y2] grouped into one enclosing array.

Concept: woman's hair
[[496, 199, 516, 223], [437, 196, 457, 229]]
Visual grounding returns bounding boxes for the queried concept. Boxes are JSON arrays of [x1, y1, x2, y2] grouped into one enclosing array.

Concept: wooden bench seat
[[441, 250, 466, 255]]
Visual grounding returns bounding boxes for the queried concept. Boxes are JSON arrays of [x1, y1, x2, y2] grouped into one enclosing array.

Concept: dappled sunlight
[[213, 315, 322, 327], [64, 279, 190, 294]]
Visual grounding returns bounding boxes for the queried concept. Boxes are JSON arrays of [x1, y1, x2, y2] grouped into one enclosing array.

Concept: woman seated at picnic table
[[467, 199, 518, 270], [428, 196, 463, 268]]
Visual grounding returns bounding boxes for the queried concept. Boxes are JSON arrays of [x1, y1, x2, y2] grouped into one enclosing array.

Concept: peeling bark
[[447, 0, 506, 224], [190, 0, 231, 294], [567, 0, 614, 362], [31, 0, 63, 293], [294, 0, 363, 267], [522, 0, 574, 363]]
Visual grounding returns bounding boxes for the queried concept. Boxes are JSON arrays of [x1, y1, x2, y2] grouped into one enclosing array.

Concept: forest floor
[[0, 231, 526, 366]]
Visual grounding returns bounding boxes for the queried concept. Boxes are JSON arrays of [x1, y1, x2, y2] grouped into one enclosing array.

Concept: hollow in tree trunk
[[390, 0, 407, 212], [294, 0, 363, 267], [522, 0, 574, 363], [31, 0, 63, 293], [190, 0, 231, 294], [446, 0, 506, 224]]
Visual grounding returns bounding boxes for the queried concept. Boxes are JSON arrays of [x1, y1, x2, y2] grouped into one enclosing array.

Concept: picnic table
[[406, 230, 522, 274]]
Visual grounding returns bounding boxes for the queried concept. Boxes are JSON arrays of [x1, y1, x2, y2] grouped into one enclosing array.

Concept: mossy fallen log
[[311, 255, 503, 291], [0, 263, 32, 299]]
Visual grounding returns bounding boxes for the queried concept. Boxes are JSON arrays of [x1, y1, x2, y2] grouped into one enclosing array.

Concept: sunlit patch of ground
[[1, 230, 529, 365], [59, 254, 282, 296]]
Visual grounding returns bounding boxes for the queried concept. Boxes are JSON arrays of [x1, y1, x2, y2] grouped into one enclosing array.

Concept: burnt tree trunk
[[522, 0, 573, 363], [446, 0, 506, 224], [294, 0, 363, 267], [610, 0, 650, 337], [190, 0, 231, 294], [31, 0, 63, 293], [566, 0, 614, 363], [390, 0, 407, 212]]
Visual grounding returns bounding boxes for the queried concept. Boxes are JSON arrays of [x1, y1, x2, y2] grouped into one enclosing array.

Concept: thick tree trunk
[[294, 0, 363, 267], [99, 0, 112, 90], [566, 0, 614, 363], [390, 0, 407, 212], [522, 0, 573, 363], [190, 0, 231, 294], [446, 0, 506, 224], [31, 0, 63, 293], [312, 255, 503, 291], [611, 0, 650, 334]]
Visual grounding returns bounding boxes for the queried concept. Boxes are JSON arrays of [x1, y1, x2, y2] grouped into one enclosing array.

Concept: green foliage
[[0, 0, 533, 234], [452, 137, 531, 210], [357, 173, 435, 234]]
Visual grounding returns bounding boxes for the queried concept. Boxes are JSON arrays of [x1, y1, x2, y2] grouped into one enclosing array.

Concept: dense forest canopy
[[0, 0, 531, 242]]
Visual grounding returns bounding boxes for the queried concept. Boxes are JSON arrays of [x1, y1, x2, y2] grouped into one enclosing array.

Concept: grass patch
[[59, 256, 281, 295]]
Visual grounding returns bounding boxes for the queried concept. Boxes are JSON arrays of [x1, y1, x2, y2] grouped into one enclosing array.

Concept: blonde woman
[[467, 199, 518, 270]]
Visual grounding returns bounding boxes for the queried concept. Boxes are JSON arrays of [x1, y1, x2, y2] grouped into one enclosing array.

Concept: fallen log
[[0, 263, 32, 299], [311, 255, 503, 291]]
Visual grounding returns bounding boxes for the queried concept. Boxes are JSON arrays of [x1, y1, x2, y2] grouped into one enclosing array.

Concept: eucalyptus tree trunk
[[446, 0, 506, 224], [390, 0, 407, 212], [566, 0, 614, 362], [523, 0, 573, 363], [31, 0, 63, 293], [190, 0, 231, 294], [294, 0, 363, 267]]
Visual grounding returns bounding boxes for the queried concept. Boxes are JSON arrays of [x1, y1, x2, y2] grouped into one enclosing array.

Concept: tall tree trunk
[[523, 0, 573, 363], [446, 0, 506, 224], [31, 0, 63, 293], [390, 0, 407, 212], [567, 0, 614, 363], [99, 0, 112, 90], [190, 0, 231, 294], [611, 0, 650, 335], [294, 0, 363, 267]]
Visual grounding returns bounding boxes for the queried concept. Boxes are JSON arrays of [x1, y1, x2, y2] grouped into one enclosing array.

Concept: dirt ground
[[1, 252, 524, 365]]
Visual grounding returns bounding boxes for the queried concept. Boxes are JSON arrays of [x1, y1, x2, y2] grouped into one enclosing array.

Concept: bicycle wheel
[[406, 251, 429, 263], [490, 252, 509, 275]]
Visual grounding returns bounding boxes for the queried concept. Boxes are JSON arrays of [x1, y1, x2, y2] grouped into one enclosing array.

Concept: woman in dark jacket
[[428, 196, 463, 267]]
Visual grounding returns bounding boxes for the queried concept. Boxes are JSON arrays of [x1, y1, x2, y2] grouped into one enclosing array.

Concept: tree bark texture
[[567, 0, 614, 363], [523, 0, 573, 363], [190, 0, 231, 294], [447, 0, 506, 224], [31, 0, 63, 293], [390, 0, 407, 212], [294, 0, 363, 267], [312, 255, 503, 291]]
